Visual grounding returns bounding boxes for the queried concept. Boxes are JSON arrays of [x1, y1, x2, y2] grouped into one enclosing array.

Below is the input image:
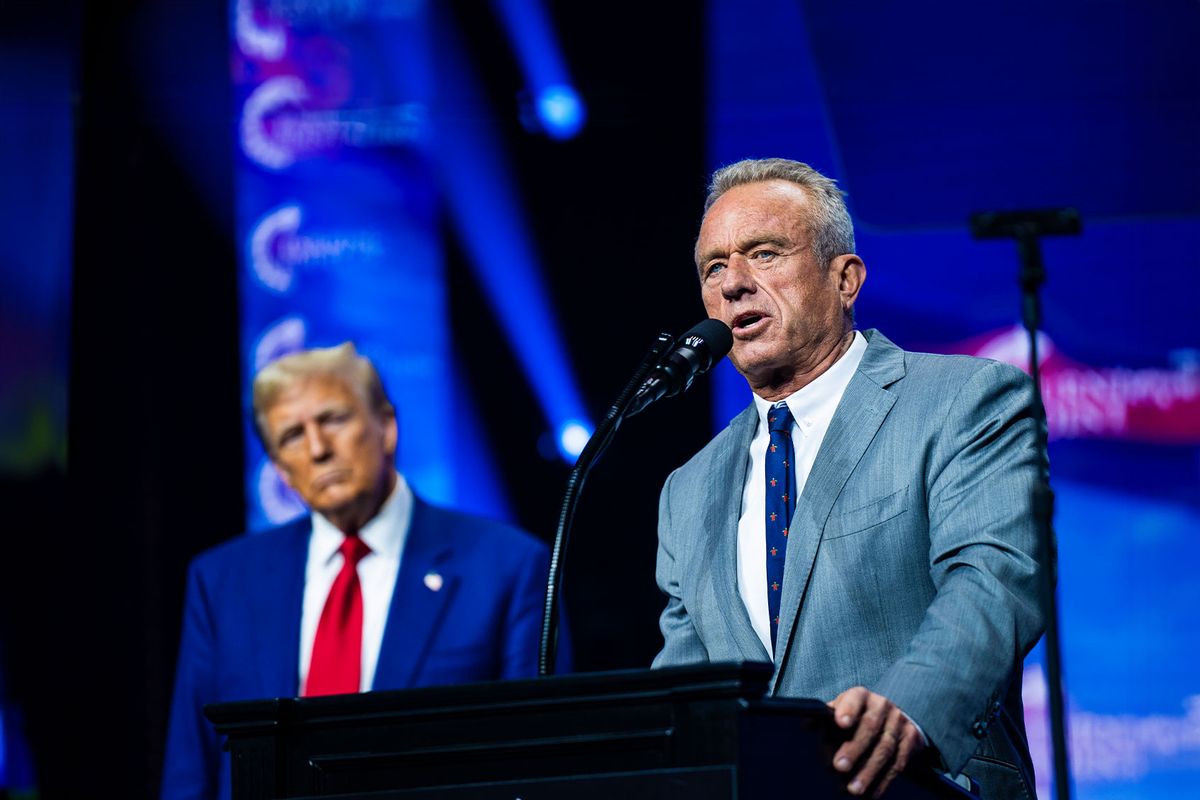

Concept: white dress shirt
[[299, 473, 412, 693], [736, 331, 867, 657]]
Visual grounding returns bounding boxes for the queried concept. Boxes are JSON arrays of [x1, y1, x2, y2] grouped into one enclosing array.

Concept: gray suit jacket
[[654, 329, 1044, 799]]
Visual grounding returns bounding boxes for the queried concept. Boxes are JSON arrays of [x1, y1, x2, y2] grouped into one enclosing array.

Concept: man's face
[[263, 373, 397, 527], [695, 180, 860, 388]]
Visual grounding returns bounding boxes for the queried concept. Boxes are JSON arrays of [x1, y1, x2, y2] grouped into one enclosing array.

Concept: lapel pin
[[423, 571, 443, 592]]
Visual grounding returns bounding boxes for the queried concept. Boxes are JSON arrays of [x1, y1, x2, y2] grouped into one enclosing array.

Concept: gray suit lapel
[[707, 404, 771, 664], [771, 330, 906, 692]]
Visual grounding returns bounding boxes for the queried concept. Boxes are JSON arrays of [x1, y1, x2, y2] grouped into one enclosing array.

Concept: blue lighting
[[231, 4, 520, 523], [557, 420, 592, 460], [491, 0, 586, 139], [434, 22, 593, 464], [536, 84, 585, 140]]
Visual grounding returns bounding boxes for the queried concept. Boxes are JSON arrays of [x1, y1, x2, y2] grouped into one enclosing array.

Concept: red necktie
[[303, 535, 371, 697]]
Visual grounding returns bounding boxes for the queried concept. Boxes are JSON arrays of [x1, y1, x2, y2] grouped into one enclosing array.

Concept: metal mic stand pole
[[971, 208, 1081, 800], [537, 332, 675, 676], [1015, 225, 1071, 800]]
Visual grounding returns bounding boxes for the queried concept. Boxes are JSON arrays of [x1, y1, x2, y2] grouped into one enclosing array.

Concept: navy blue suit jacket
[[162, 496, 563, 800]]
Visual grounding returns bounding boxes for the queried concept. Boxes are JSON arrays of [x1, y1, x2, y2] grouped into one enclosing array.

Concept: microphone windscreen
[[683, 318, 733, 366]]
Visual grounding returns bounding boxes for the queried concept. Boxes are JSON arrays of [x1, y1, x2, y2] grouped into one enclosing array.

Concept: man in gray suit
[[654, 158, 1045, 799]]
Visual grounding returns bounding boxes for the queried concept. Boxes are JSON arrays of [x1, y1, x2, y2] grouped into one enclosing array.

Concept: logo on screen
[[249, 204, 383, 292], [235, 0, 287, 61], [241, 76, 428, 170], [253, 316, 307, 372], [960, 326, 1200, 442]]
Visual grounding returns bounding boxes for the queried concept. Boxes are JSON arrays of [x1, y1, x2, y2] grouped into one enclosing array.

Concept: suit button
[[972, 720, 988, 739], [991, 701, 1002, 719]]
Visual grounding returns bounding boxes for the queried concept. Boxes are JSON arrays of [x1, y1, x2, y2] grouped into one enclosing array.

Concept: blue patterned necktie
[[765, 402, 796, 651]]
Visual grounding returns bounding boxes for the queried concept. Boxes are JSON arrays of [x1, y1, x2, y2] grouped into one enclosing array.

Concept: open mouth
[[732, 312, 767, 333]]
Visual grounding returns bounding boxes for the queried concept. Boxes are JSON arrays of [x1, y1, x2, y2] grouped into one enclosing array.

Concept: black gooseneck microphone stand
[[971, 207, 1082, 800], [537, 332, 675, 677], [538, 319, 732, 676]]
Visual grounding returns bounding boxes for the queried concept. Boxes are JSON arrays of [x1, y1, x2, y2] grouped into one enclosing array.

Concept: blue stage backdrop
[[233, 1, 446, 527], [231, 0, 590, 530], [707, 1, 1200, 798], [232, 1, 501, 529]]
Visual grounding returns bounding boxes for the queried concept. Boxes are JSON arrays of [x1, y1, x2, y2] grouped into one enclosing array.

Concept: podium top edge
[[205, 661, 776, 729]]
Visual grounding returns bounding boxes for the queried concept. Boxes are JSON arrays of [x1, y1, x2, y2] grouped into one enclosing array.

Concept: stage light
[[435, 26, 593, 466], [536, 84, 585, 140], [491, 0, 585, 139], [558, 420, 592, 460]]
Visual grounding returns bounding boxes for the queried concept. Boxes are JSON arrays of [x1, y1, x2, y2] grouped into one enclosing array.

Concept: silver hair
[[252, 342, 393, 452], [704, 158, 856, 268]]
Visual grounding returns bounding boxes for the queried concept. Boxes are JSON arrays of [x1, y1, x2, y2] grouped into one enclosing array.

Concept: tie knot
[[768, 404, 794, 434], [339, 535, 371, 566]]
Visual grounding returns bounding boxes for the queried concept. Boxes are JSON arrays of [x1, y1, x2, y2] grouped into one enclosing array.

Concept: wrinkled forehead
[[695, 180, 814, 263], [264, 372, 366, 421]]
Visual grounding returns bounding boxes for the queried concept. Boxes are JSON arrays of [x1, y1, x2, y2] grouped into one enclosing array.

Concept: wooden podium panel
[[207, 662, 971, 800]]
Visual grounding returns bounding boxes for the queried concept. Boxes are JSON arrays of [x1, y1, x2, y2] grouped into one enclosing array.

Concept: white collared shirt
[[299, 473, 413, 692], [736, 331, 868, 657]]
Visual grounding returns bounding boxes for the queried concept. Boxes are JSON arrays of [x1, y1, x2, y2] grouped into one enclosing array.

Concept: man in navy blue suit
[[162, 343, 562, 800]]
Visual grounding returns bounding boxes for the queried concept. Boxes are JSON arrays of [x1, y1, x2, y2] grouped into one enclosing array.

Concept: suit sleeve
[[652, 469, 710, 668], [161, 560, 220, 800], [498, 536, 572, 679], [871, 360, 1046, 774]]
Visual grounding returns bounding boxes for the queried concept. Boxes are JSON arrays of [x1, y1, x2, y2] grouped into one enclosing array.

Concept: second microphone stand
[[971, 207, 1081, 800]]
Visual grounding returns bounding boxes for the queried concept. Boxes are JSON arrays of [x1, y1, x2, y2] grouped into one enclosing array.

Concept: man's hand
[[828, 687, 925, 798]]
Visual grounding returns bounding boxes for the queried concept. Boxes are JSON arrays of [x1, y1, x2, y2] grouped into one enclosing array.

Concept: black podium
[[207, 662, 970, 799]]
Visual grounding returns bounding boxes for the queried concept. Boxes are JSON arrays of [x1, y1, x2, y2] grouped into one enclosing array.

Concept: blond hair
[[252, 342, 393, 451]]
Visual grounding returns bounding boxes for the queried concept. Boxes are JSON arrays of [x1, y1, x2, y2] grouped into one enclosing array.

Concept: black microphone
[[626, 318, 733, 417], [538, 318, 731, 675]]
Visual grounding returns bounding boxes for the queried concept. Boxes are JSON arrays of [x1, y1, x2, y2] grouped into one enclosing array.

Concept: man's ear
[[382, 411, 399, 460], [833, 254, 866, 312]]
